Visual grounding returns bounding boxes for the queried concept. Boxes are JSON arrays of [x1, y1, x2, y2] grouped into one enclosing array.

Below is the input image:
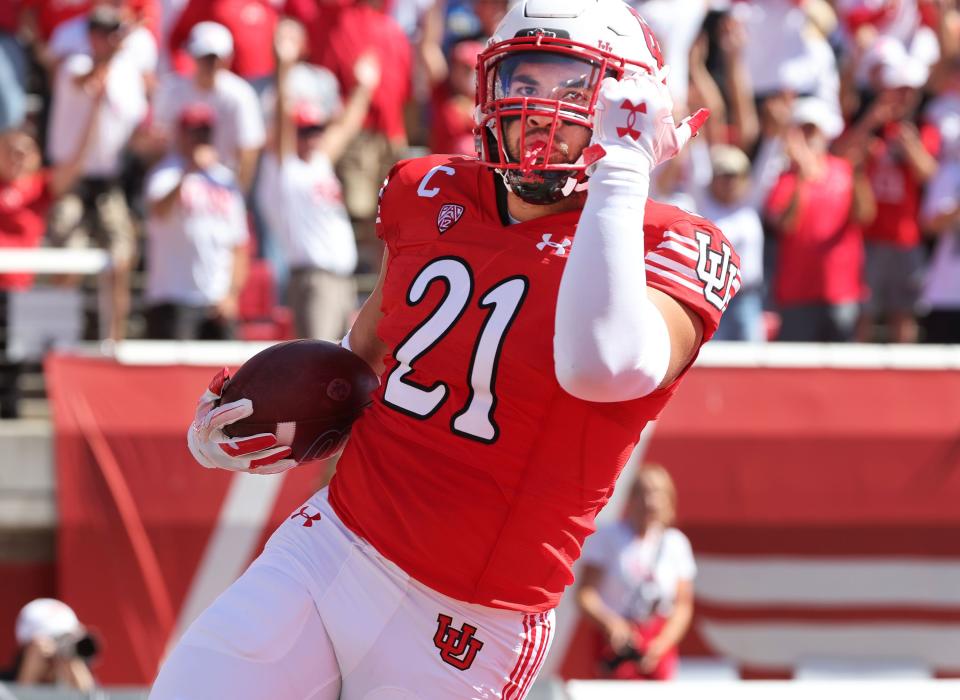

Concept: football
[[219, 339, 379, 463]]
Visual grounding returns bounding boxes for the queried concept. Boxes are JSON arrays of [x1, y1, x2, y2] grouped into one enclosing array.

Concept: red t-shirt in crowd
[[285, 0, 411, 142], [767, 155, 864, 306], [330, 155, 739, 612], [0, 171, 53, 290], [25, 0, 160, 40], [0, 0, 25, 33], [168, 0, 279, 80], [863, 123, 939, 248], [428, 83, 475, 156]]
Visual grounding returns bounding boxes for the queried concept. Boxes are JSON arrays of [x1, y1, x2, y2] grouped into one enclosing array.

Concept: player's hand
[[186, 368, 298, 475], [588, 72, 709, 174]]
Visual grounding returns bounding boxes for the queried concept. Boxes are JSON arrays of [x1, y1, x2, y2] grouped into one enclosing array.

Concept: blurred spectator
[[422, 38, 481, 156], [0, 102, 101, 418], [765, 97, 874, 342], [168, 0, 279, 84], [736, 0, 839, 112], [919, 155, 960, 343], [45, 4, 148, 341], [576, 466, 696, 682], [0, 2, 27, 132], [23, 0, 160, 43], [835, 55, 938, 343], [0, 599, 98, 690], [47, 0, 158, 89], [153, 21, 265, 191], [838, 0, 941, 85], [256, 23, 376, 340], [632, 0, 708, 108], [695, 145, 765, 342], [442, 0, 509, 47], [286, 0, 411, 270], [143, 103, 247, 340], [926, 56, 960, 158]]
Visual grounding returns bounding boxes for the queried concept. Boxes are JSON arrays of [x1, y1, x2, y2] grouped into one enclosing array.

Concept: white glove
[[186, 368, 299, 475], [586, 73, 709, 175]]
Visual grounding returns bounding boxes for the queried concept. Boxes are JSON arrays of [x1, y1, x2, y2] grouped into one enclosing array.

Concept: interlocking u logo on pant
[[433, 613, 484, 670]]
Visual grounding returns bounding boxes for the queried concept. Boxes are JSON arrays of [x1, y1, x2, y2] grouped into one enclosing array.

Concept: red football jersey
[[329, 156, 740, 612]]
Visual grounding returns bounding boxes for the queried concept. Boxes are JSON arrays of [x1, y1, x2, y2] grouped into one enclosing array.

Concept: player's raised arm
[[554, 72, 708, 403]]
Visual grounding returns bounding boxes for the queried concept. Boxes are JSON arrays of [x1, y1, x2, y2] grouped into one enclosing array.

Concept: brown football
[[220, 340, 379, 463]]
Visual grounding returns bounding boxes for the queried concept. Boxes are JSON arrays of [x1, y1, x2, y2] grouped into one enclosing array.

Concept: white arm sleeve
[[554, 164, 671, 403]]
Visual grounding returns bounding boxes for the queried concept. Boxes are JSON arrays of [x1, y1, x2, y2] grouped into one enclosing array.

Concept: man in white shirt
[[144, 103, 249, 340], [47, 1, 158, 86], [695, 145, 766, 342], [256, 22, 378, 340], [45, 4, 148, 340], [153, 21, 265, 192]]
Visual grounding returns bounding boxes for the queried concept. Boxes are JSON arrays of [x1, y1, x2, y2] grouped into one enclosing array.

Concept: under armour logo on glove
[[536, 233, 572, 256], [616, 99, 647, 140], [290, 506, 322, 527]]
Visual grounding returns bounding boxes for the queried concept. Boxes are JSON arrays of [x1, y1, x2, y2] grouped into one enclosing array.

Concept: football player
[[152, 1, 741, 698]]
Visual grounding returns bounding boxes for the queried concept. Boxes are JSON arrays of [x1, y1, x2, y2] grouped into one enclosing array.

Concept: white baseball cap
[[15, 599, 82, 646], [187, 21, 234, 59], [792, 97, 845, 139]]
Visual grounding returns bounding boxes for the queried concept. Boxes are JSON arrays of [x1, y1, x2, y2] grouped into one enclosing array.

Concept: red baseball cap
[[292, 101, 327, 129], [178, 103, 217, 128]]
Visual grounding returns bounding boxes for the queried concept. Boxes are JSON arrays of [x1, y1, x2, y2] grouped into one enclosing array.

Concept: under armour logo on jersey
[[434, 614, 484, 671], [536, 234, 572, 256], [437, 203, 465, 234], [694, 230, 740, 311], [290, 506, 322, 527], [616, 100, 647, 140]]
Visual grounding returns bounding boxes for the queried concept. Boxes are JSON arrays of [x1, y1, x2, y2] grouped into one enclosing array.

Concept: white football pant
[[149, 488, 554, 700]]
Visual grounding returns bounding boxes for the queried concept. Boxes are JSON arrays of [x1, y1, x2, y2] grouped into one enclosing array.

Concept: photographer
[[575, 466, 696, 681], [1, 599, 97, 690]]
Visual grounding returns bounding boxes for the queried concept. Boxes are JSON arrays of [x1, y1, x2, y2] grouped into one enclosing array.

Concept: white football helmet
[[475, 0, 668, 204]]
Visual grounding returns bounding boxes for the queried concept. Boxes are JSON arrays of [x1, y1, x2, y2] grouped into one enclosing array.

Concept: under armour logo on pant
[[290, 506, 322, 527]]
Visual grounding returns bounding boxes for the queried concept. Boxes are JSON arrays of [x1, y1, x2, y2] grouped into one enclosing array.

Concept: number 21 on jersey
[[383, 257, 528, 444]]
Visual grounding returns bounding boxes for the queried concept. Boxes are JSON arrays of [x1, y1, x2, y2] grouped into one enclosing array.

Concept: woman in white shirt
[[576, 465, 696, 681]]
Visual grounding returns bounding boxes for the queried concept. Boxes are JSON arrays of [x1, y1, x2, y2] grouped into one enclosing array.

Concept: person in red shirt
[[426, 39, 483, 156], [153, 3, 736, 698], [766, 97, 875, 342], [833, 66, 939, 343], [168, 0, 279, 82], [0, 84, 103, 417]]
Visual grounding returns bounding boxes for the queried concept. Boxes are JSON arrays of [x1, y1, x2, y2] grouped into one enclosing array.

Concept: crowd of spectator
[[0, 0, 958, 389]]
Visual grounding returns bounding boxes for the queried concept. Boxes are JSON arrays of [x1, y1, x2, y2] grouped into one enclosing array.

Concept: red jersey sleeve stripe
[[645, 263, 704, 294], [663, 230, 699, 251], [646, 252, 702, 282], [656, 239, 699, 261]]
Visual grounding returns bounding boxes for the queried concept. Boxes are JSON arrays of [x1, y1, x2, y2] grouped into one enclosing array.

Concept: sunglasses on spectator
[[89, 20, 123, 34], [296, 125, 326, 138]]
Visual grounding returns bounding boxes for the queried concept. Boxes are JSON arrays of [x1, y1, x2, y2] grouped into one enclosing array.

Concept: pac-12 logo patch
[[437, 203, 465, 234], [434, 613, 484, 671]]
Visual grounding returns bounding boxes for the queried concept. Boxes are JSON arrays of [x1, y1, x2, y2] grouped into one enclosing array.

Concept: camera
[[55, 631, 99, 661]]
